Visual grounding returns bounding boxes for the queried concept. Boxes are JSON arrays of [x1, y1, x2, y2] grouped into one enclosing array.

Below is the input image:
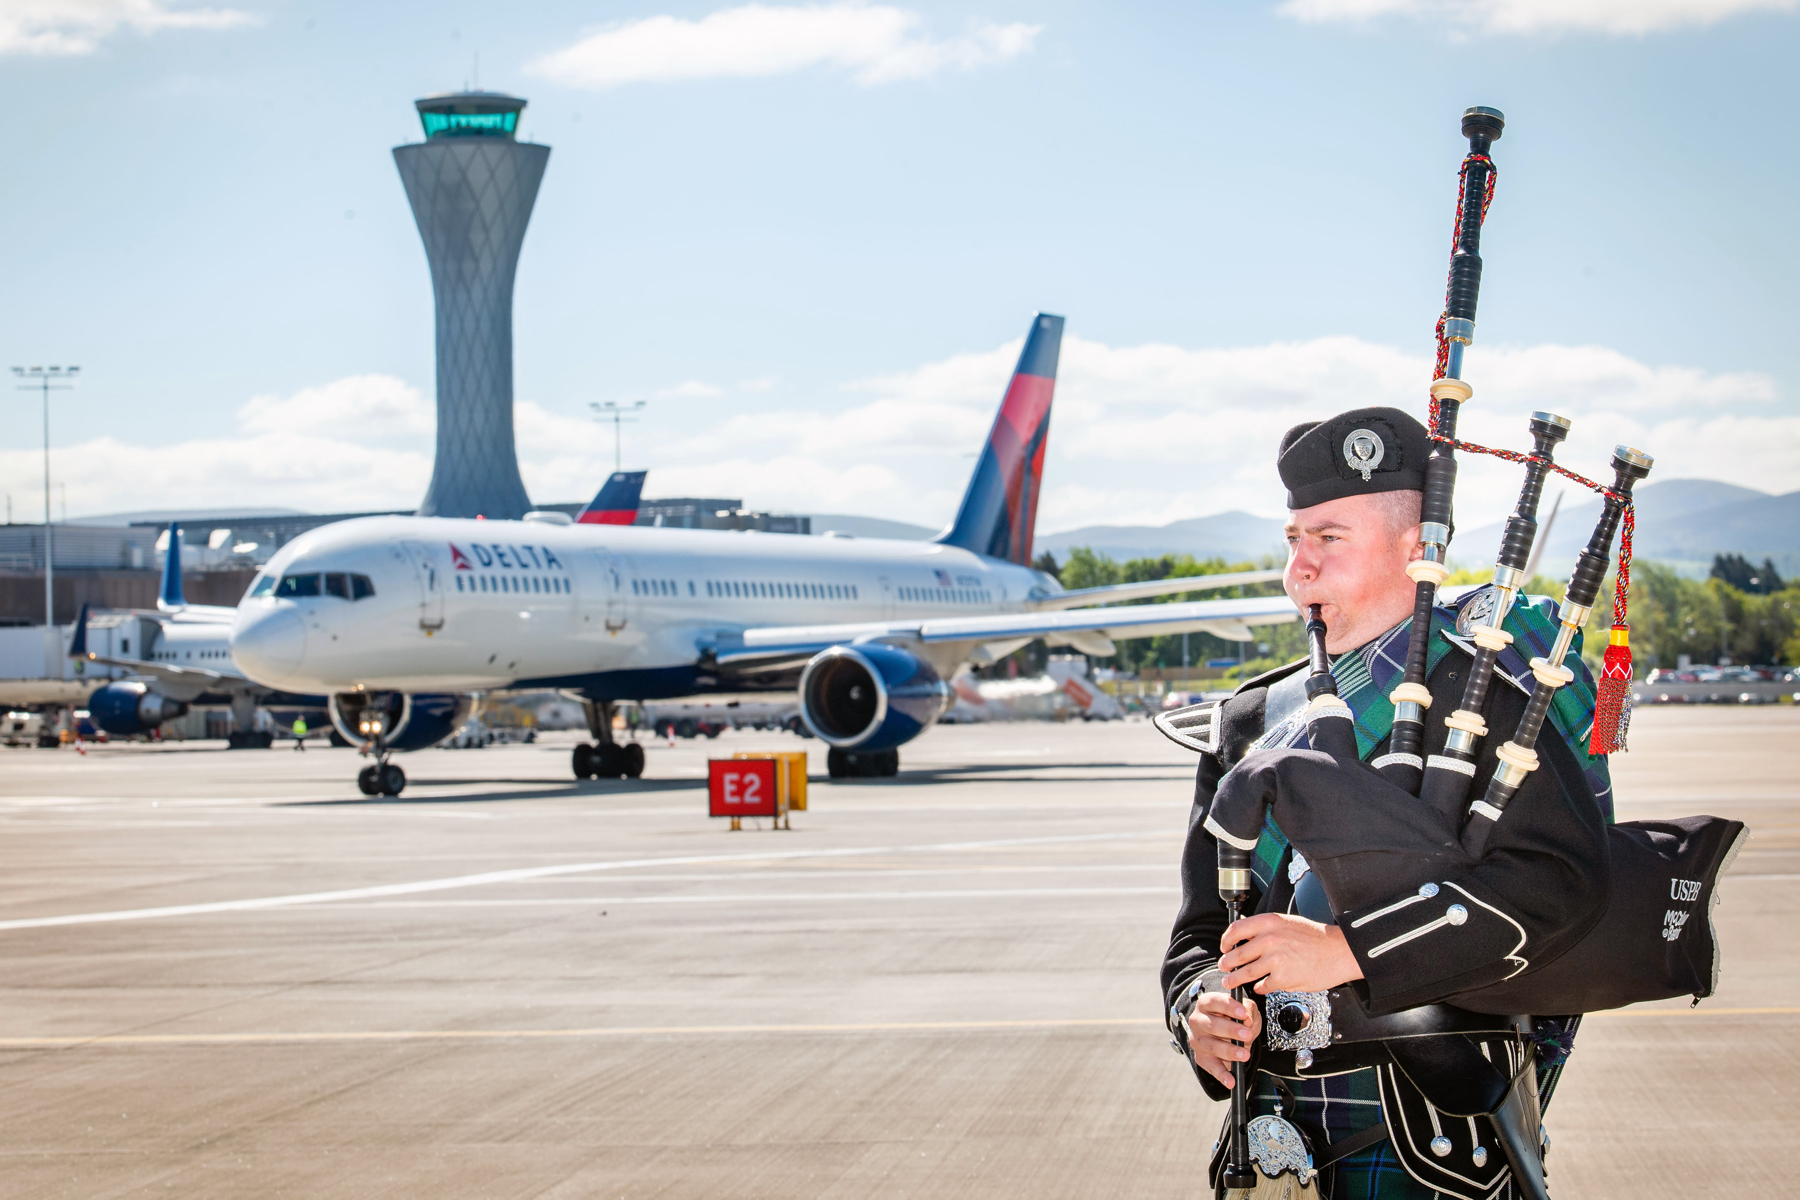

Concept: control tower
[[394, 92, 549, 520]]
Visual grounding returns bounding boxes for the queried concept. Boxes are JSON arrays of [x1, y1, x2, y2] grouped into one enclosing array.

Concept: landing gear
[[826, 747, 898, 779], [573, 699, 647, 780], [356, 762, 407, 796]]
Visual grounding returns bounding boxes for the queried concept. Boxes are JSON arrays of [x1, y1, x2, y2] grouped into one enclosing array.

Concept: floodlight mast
[[12, 365, 79, 677], [590, 400, 646, 472]]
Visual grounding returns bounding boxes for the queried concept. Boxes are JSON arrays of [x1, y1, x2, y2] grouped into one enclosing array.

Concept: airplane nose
[[231, 607, 306, 678]]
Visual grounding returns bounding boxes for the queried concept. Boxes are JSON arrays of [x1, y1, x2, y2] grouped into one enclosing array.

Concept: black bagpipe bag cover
[[1208, 734, 1747, 1014], [1452, 814, 1746, 1014]]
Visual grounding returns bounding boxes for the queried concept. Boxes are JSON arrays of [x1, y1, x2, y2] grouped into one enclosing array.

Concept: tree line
[[1014, 549, 1798, 680]]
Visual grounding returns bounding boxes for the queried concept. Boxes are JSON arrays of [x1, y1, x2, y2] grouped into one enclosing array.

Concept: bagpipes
[[1202, 108, 1747, 1018]]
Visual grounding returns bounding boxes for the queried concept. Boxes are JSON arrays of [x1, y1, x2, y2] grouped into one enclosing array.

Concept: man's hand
[[1183, 992, 1262, 1090], [1219, 913, 1364, 994]]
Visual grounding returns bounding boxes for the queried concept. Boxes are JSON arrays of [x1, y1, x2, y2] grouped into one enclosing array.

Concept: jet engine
[[88, 682, 189, 736], [328, 691, 472, 752], [798, 644, 952, 751]]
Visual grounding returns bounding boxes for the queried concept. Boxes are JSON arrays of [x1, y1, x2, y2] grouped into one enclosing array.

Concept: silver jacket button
[[1295, 1048, 1314, 1070], [1430, 1135, 1453, 1157], [1445, 904, 1468, 926], [1472, 1146, 1489, 1168], [1418, 882, 1439, 898]]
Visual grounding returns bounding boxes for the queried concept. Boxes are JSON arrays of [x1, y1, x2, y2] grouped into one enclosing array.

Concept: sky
[[2, 0, 1797, 536]]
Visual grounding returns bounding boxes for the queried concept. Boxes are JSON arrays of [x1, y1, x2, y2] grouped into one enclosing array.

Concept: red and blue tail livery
[[937, 313, 1063, 566], [577, 471, 648, 526]]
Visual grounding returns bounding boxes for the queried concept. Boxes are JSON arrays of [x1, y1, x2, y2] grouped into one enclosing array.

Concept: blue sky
[[2, 0, 1796, 532]]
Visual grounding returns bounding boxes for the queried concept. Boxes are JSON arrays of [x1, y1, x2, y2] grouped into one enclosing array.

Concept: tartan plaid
[[1247, 1071, 1442, 1199]]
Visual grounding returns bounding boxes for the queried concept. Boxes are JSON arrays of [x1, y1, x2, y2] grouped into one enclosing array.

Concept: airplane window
[[325, 573, 350, 599], [248, 574, 275, 599], [276, 573, 321, 598], [853, 586, 859, 599], [354, 575, 374, 599]]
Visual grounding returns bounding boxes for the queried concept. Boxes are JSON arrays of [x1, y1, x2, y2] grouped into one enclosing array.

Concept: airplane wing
[[75, 651, 246, 690], [1028, 569, 1283, 611], [68, 604, 250, 692], [715, 594, 1299, 675]]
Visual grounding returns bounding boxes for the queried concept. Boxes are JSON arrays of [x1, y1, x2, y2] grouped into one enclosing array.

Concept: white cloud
[[14, 342, 1793, 539], [1276, 0, 1796, 36], [655, 380, 725, 399], [0, 0, 253, 56], [527, 3, 1039, 89], [237, 374, 435, 440]]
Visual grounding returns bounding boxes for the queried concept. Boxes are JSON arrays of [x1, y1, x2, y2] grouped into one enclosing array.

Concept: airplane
[[68, 522, 329, 745], [945, 657, 1127, 723], [228, 313, 1299, 796]]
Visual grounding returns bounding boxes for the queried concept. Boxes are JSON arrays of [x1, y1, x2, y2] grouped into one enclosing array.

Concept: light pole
[[13, 366, 78, 677], [589, 400, 645, 472]]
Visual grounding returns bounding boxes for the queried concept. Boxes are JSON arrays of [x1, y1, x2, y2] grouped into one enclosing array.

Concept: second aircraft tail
[[578, 471, 649, 526]]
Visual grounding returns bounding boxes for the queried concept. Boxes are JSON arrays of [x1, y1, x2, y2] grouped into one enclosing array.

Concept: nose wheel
[[356, 759, 407, 796], [571, 698, 645, 780]]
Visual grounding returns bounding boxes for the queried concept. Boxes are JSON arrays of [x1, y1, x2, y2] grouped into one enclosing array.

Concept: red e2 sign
[[709, 758, 777, 817]]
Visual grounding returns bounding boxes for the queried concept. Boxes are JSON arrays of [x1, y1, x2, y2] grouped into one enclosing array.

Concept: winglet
[[577, 470, 648, 526], [158, 521, 187, 611], [70, 603, 90, 658], [936, 313, 1064, 566]]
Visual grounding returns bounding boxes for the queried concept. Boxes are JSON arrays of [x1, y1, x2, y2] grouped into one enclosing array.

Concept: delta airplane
[[229, 314, 1299, 796], [66, 475, 648, 746]]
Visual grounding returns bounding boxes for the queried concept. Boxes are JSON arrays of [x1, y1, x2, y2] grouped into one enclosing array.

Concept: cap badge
[[1343, 429, 1385, 481]]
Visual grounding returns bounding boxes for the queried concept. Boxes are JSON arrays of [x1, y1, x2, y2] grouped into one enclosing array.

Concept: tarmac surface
[[0, 706, 1793, 1198]]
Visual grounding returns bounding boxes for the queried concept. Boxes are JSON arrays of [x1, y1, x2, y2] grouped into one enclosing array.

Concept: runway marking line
[[0, 830, 1170, 933], [1, 1007, 1794, 1051]]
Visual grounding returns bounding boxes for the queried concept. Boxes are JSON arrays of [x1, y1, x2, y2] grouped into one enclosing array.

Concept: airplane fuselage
[[230, 516, 1054, 698]]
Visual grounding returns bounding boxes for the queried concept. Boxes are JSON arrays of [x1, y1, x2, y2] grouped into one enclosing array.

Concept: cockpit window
[[325, 573, 350, 599], [247, 574, 275, 599], [276, 573, 322, 598], [351, 574, 375, 600]]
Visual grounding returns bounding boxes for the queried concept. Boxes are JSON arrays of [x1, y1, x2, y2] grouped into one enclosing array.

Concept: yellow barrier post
[[733, 750, 808, 829]]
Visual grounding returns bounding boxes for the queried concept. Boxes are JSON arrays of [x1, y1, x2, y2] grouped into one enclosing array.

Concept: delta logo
[[448, 543, 565, 571]]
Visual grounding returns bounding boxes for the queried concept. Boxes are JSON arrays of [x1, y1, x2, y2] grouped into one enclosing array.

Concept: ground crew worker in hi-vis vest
[[292, 715, 308, 751]]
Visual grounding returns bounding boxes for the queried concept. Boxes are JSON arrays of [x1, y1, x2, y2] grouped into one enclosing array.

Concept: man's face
[[1284, 493, 1421, 652]]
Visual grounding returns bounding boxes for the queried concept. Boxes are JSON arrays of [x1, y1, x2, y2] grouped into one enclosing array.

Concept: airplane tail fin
[[577, 470, 648, 526], [158, 522, 186, 611], [70, 604, 90, 658], [936, 313, 1063, 566]]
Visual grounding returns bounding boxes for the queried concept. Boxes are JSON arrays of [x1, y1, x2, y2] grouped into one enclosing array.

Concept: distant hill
[[1458, 479, 1800, 580], [1036, 511, 1286, 565], [809, 514, 938, 540]]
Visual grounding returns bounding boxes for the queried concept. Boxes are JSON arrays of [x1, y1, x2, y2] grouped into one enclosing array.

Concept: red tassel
[[1590, 625, 1633, 756]]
